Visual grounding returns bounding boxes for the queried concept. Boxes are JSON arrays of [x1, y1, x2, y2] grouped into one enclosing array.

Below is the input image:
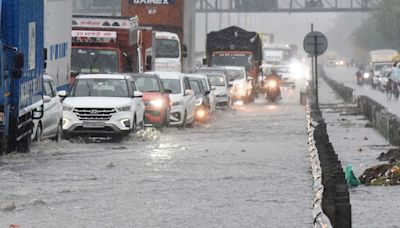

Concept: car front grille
[[73, 108, 116, 121]]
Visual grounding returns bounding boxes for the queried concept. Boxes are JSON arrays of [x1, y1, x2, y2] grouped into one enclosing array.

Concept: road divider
[[306, 99, 352, 228]]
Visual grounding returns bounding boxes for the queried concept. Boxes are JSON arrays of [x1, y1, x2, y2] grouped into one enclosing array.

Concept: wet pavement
[[0, 88, 312, 227], [319, 77, 400, 228]]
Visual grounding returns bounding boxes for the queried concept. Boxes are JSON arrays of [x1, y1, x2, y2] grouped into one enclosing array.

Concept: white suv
[[151, 72, 196, 128], [60, 74, 144, 138]]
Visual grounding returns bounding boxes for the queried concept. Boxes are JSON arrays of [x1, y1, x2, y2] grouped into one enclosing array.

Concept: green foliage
[[352, 0, 400, 54]]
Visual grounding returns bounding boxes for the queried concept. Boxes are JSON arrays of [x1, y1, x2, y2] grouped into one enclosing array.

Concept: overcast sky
[[195, 12, 366, 56]]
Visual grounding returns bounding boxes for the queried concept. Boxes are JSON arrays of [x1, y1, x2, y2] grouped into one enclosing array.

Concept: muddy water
[[0, 88, 312, 227]]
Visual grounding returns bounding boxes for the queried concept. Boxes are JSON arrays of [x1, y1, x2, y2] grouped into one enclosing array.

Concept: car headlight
[[267, 80, 277, 88], [149, 99, 164, 108], [62, 118, 70, 129], [117, 105, 131, 112], [171, 101, 183, 106], [196, 98, 203, 106], [63, 105, 74, 111]]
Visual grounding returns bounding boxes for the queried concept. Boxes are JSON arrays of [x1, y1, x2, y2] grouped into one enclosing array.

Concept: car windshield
[[161, 79, 181, 94], [207, 75, 226, 86], [71, 48, 119, 74], [155, 39, 180, 58], [71, 78, 129, 97], [374, 63, 392, 72], [133, 77, 161, 92], [225, 69, 245, 81], [189, 80, 202, 95]]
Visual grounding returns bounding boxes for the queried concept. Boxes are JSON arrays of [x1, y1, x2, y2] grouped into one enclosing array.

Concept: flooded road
[[0, 89, 312, 227]]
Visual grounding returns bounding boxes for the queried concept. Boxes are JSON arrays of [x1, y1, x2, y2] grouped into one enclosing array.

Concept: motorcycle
[[264, 79, 280, 103]]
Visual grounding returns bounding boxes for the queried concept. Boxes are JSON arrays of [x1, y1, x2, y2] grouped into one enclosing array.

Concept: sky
[[195, 12, 366, 56]]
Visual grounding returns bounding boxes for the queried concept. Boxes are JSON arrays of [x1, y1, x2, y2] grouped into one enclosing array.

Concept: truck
[[121, 0, 194, 72], [206, 26, 263, 82], [45, 0, 72, 91], [262, 44, 293, 65], [368, 49, 398, 87], [1, 0, 45, 153], [70, 15, 139, 83]]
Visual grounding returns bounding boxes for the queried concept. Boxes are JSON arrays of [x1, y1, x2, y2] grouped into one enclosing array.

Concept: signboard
[[72, 16, 139, 30], [72, 30, 117, 39], [128, 0, 176, 4], [28, 22, 36, 70], [303, 31, 328, 56]]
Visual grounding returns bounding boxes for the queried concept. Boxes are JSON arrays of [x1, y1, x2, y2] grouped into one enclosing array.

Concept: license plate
[[83, 122, 105, 128]]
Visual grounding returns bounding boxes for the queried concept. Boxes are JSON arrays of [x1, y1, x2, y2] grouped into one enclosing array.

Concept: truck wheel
[[17, 135, 32, 153]]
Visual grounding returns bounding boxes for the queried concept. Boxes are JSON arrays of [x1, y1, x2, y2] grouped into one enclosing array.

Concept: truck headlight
[[117, 105, 131, 112], [363, 72, 370, 79], [150, 99, 164, 108]]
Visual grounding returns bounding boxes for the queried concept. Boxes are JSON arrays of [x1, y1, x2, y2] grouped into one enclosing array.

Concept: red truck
[[70, 15, 139, 84], [121, 0, 187, 72], [206, 26, 263, 82]]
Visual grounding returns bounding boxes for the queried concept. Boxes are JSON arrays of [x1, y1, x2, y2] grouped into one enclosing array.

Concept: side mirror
[[57, 90, 67, 97], [205, 90, 211, 96], [164, 89, 173, 94], [211, 86, 217, 91], [43, 95, 51, 103], [146, 56, 152, 71], [202, 58, 208, 66], [133, 91, 143, 98], [184, 89, 194, 96], [182, 44, 188, 58]]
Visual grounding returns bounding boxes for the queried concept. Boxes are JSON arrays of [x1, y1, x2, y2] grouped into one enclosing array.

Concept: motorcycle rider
[[264, 69, 281, 98], [356, 65, 364, 85]]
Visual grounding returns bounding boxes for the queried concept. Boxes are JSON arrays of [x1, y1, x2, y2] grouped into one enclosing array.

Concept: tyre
[[52, 121, 63, 142], [17, 135, 32, 153], [34, 123, 42, 142], [163, 109, 170, 128], [179, 111, 186, 130], [387, 88, 393, 100]]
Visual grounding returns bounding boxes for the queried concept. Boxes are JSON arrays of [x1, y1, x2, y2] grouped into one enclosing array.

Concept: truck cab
[[145, 31, 182, 72], [71, 16, 139, 84]]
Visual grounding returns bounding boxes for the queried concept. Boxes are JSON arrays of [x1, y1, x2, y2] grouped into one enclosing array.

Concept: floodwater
[[0, 87, 312, 227]]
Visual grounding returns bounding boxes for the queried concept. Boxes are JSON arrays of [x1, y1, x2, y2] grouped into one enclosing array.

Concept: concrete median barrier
[[306, 98, 352, 228]]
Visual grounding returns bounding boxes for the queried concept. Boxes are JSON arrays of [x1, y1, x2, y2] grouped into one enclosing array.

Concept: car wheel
[[179, 111, 186, 130], [163, 109, 170, 128], [52, 121, 63, 142], [34, 123, 42, 142]]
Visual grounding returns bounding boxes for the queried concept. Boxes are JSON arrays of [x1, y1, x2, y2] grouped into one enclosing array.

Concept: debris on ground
[[135, 128, 161, 141], [345, 165, 360, 187], [359, 162, 400, 186], [377, 148, 400, 162]]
